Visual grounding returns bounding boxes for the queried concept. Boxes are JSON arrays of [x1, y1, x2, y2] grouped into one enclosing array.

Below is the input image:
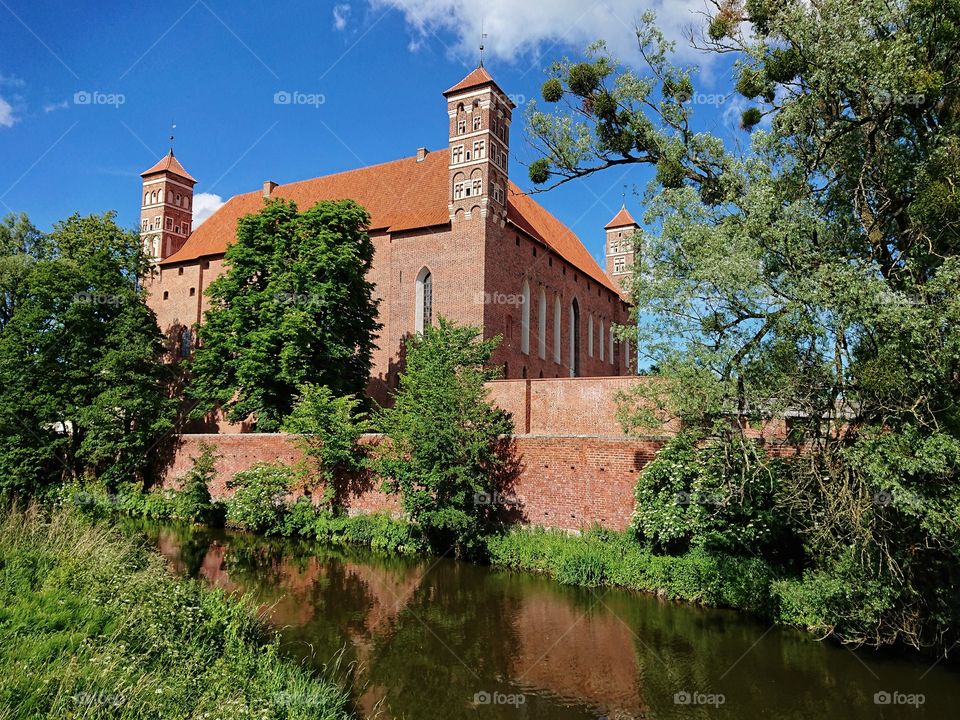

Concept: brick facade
[[141, 66, 634, 406]]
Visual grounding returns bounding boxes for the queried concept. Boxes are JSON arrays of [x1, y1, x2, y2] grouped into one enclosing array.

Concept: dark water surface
[[128, 520, 958, 719]]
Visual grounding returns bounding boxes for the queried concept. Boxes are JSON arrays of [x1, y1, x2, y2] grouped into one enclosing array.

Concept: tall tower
[[604, 206, 638, 287], [442, 66, 514, 226], [139, 150, 196, 261]]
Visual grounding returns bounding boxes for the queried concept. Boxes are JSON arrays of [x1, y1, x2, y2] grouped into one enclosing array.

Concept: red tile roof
[[443, 66, 497, 96], [160, 148, 619, 293], [141, 151, 197, 183], [604, 206, 638, 229]]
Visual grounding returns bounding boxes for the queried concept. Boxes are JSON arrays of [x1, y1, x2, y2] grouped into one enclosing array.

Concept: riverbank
[[0, 506, 357, 719]]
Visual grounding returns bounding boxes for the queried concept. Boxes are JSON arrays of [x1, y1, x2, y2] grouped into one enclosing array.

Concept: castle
[[140, 65, 638, 406]]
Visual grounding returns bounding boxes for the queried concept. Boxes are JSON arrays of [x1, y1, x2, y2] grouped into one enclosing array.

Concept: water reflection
[[133, 521, 959, 719]]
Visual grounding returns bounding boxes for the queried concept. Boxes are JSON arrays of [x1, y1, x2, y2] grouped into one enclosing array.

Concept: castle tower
[[443, 66, 514, 226], [139, 150, 196, 261], [604, 206, 638, 287]]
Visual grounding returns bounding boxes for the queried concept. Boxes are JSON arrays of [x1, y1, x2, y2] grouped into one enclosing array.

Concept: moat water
[[129, 520, 959, 719]]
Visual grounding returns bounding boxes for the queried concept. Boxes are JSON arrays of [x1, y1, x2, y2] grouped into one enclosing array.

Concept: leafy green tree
[[282, 384, 371, 494], [375, 317, 513, 556], [0, 212, 174, 493], [528, 2, 960, 652], [176, 441, 219, 524], [188, 199, 380, 431]]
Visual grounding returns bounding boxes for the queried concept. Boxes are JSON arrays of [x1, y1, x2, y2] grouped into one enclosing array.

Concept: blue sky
[[0, 0, 743, 268]]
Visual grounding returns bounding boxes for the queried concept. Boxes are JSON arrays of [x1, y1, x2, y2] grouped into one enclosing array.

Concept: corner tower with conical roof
[[443, 65, 514, 227], [139, 150, 196, 261], [604, 205, 638, 287]]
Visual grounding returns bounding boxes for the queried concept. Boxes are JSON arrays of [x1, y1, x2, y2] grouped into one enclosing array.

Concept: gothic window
[[165, 217, 173, 230], [473, 114, 481, 131], [501, 150, 507, 168], [473, 139, 485, 159], [166, 190, 172, 203], [415, 267, 433, 334], [609, 326, 615, 365], [470, 169, 482, 197], [180, 327, 192, 358], [553, 295, 561, 363], [569, 298, 581, 377], [141, 219, 148, 231], [599, 320, 605, 361], [452, 145, 464, 163], [151, 190, 158, 204], [625, 338, 631, 369], [610, 237, 620, 253], [588, 314, 594, 356], [520, 279, 530, 355], [538, 288, 546, 359], [154, 215, 160, 229], [493, 184, 503, 204], [143, 192, 149, 205], [453, 172, 466, 200], [457, 118, 466, 134], [185, 197, 190, 210], [614, 257, 626, 273]]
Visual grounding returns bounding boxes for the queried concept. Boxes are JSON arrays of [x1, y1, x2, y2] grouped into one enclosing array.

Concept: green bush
[[225, 463, 294, 534], [174, 441, 219, 524]]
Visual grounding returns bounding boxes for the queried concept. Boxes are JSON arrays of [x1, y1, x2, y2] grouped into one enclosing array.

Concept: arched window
[[180, 327, 192, 358], [537, 288, 546, 359], [151, 190, 158, 204], [143, 192, 149, 205], [415, 267, 432, 334], [599, 320, 605, 361], [520, 280, 530, 355], [588, 314, 594, 356], [569, 298, 580, 377], [185, 197, 190, 210], [470, 168, 482, 197], [553, 295, 561, 363], [453, 172, 466, 200], [166, 190, 172, 203], [473, 114, 481, 131], [609, 325, 615, 365]]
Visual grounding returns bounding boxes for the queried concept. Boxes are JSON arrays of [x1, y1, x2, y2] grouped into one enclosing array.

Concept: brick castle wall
[[160, 432, 667, 532]]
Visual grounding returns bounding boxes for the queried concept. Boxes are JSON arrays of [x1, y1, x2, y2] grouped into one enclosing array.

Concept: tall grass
[[0, 506, 357, 719]]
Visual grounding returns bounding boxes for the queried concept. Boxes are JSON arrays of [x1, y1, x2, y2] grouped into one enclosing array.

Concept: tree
[[0, 212, 174, 493], [527, 2, 960, 652], [188, 199, 380, 431], [375, 317, 513, 555]]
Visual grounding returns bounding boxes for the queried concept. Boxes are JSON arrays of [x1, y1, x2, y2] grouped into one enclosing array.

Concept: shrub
[[174, 441, 219, 524], [225, 463, 294, 534], [282, 384, 371, 491]]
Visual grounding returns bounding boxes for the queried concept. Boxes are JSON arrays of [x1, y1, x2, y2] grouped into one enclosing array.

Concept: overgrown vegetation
[[375, 317, 514, 557], [0, 505, 356, 719], [188, 199, 381, 431], [527, 0, 960, 655], [0, 212, 174, 494]]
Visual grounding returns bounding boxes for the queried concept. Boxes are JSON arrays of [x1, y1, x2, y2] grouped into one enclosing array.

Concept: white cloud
[[43, 100, 69, 113], [333, 3, 351, 31], [192, 192, 226, 227], [0, 96, 16, 128], [369, 0, 709, 66]]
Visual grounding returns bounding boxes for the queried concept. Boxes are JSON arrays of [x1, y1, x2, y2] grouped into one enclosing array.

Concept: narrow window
[[609, 326, 615, 365], [599, 320, 605, 361], [569, 298, 580, 377], [473, 114, 481, 131], [415, 267, 433, 334], [189, 287, 196, 297], [537, 288, 546, 359], [553, 295, 561, 363], [180, 327, 192, 358], [520, 280, 530, 355], [588, 314, 594, 356]]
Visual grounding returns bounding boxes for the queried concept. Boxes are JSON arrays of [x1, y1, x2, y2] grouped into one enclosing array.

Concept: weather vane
[[479, 20, 487, 67], [169, 122, 176, 154]]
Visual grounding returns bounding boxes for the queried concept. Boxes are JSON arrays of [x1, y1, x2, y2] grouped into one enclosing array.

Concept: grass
[[485, 526, 781, 615], [0, 505, 357, 720]]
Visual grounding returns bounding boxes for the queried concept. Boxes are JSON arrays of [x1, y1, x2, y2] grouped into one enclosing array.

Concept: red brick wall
[[159, 432, 667, 532]]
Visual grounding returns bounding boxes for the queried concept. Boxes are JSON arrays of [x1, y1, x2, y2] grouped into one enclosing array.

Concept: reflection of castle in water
[[154, 527, 646, 718]]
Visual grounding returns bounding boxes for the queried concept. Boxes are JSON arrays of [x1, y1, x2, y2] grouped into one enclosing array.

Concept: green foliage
[[282, 384, 371, 488], [176, 442, 219, 524], [541, 77, 563, 102], [631, 433, 790, 556], [0, 506, 355, 719], [485, 527, 778, 614], [225, 463, 294, 534], [0, 212, 174, 493], [528, 158, 552, 184], [527, 0, 960, 654], [189, 199, 381, 431], [375, 317, 513, 555]]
